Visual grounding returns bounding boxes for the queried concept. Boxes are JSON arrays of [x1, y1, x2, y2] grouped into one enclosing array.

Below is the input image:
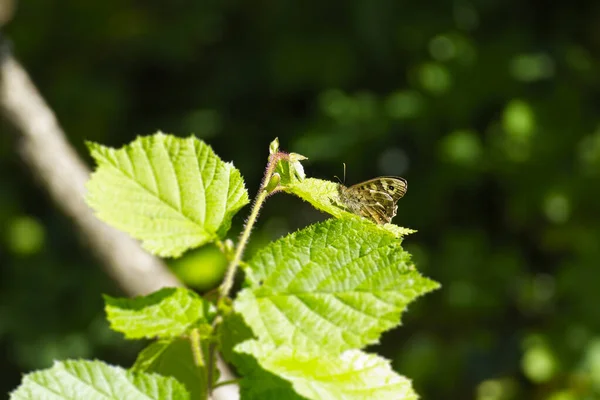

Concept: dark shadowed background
[[2, 1, 600, 399]]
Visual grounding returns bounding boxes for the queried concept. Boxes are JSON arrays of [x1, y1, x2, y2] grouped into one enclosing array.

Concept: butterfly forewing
[[338, 177, 407, 225]]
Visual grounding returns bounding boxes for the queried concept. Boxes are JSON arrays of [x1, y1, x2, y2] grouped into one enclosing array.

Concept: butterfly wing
[[342, 177, 407, 224], [374, 177, 407, 202], [355, 192, 396, 224]]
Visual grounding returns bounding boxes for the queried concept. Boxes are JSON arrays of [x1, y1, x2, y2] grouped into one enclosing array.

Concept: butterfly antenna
[[333, 163, 347, 184]]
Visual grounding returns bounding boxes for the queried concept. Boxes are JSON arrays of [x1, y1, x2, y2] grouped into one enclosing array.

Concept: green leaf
[[10, 359, 190, 400], [104, 287, 214, 339], [272, 153, 308, 189], [86, 133, 249, 257], [239, 374, 307, 400], [133, 338, 206, 400], [219, 313, 306, 400], [234, 218, 440, 353], [282, 178, 415, 237], [237, 340, 418, 400], [269, 138, 280, 154]]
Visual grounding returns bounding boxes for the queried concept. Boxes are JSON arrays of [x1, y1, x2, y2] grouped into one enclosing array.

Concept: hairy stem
[[217, 152, 281, 303], [190, 328, 204, 367], [217, 187, 268, 302], [208, 151, 284, 391]]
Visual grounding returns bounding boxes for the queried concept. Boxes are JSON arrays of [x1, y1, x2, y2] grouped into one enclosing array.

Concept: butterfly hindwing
[[338, 176, 407, 225]]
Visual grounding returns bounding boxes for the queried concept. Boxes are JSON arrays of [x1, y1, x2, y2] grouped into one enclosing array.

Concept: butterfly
[[338, 177, 408, 225]]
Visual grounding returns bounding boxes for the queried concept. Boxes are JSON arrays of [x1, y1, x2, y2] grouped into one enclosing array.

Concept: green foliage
[[11, 134, 436, 399], [104, 287, 214, 339], [86, 133, 249, 257], [10, 360, 190, 400], [218, 312, 305, 399], [133, 339, 207, 400], [5, 3, 600, 399], [235, 217, 437, 353], [282, 178, 416, 237], [237, 341, 418, 400]]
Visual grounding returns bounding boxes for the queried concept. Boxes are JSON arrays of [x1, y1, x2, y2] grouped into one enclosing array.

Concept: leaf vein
[[166, 143, 183, 212], [267, 297, 325, 346], [293, 296, 355, 342], [330, 294, 386, 322]]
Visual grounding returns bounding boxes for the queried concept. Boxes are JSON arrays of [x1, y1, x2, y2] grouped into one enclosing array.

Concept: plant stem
[[190, 328, 204, 367], [212, 378, 242, 389], [218, 188, 267, 302], [189, 328, 209, 399], [217, 153, 280, 303], [208, 152, 283, 392]]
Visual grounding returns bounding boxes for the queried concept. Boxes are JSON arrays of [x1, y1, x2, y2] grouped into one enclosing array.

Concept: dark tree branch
[[0, 38, 239, 400], [0, 41, 181, 295]]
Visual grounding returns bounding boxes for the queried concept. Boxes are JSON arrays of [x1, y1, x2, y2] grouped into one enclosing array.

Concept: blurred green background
[[2, 0, 600, 399]]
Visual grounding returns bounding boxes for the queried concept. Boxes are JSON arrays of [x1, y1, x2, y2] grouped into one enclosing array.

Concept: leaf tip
[[269, 137, 280, 154]]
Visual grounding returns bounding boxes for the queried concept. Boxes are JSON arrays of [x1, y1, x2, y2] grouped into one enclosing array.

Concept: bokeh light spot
[[476, 378, 517, 400], [429, 35, 457, 61], [521, 336, 558, 383], [385, 90, 424, 119], [6, 216, 45, 256], [417, 63, 452, 95], [502, 99, 535, 140], [378, 147, 410, 176], [319, 90, 377, 123], [319, 89, 350, 119], [543, 193, 570, 224], [516, 273, 556, 314], [453, 2, 479, 30], [584, 338, 600, 389], [578, 127, 600, 173], [440, 130, 483, 166], [547, 391, 578, 400], [510, 53, 555, 82], [531, 274, 556, 305]]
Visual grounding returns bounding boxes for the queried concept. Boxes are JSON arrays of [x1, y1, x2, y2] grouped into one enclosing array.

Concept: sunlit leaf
[[237, 341, 417, 400], [234, 218, 439, 353], [10, 360, 189, 400], [282, 178, 415, 237], [104, 287, 214, 339], [133, 339, 206, 399], [86, 132, 249, 257], [219, 312, 305, 400]]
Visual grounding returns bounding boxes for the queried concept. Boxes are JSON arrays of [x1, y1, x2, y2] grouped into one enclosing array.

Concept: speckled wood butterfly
[[338, 177, 407, 225]]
